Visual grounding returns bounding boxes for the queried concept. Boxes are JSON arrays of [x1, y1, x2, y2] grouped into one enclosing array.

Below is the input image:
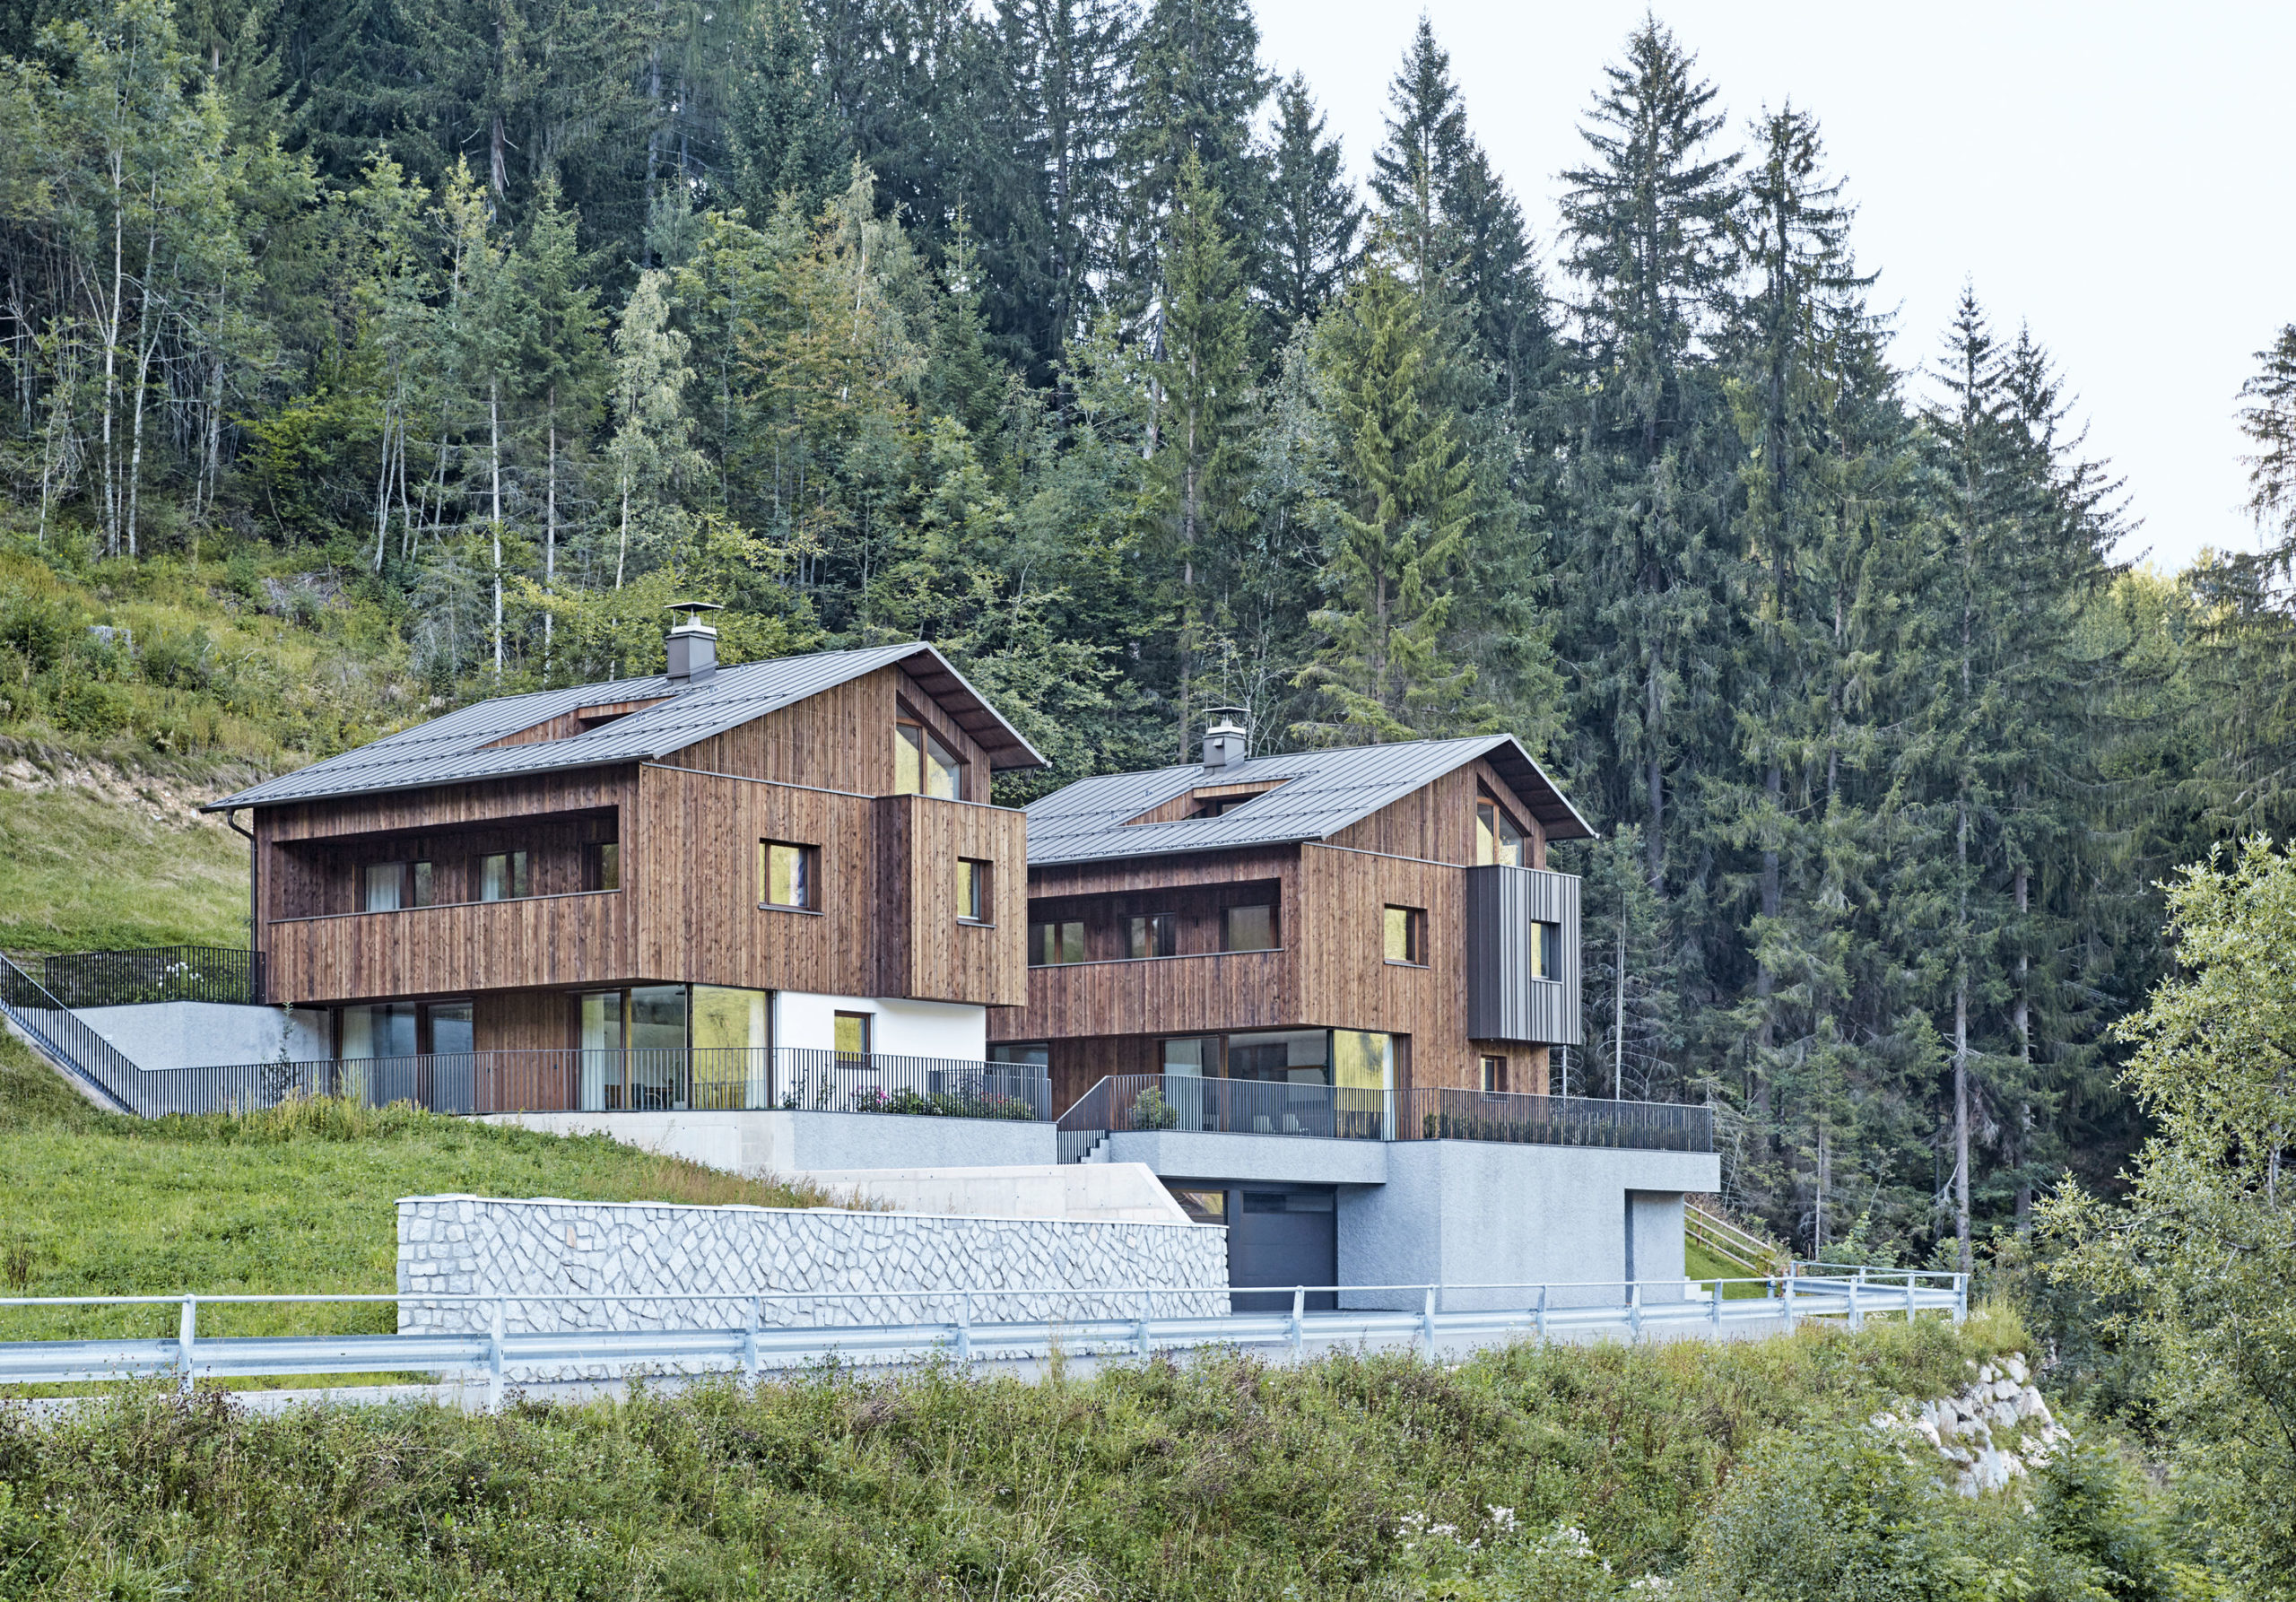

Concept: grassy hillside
[[0, 1311, 2184, 1602], [0, 1034, 843, 1346], [0, 781, 248, 950]]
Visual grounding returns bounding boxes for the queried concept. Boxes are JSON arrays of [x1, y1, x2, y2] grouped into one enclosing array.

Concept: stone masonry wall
[[396, 1196, 1231, 1341]]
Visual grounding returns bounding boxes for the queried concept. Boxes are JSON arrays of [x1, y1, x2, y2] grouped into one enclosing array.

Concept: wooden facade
[[992, 755, 1578, 1106], [251, 665, 1029, 1021]]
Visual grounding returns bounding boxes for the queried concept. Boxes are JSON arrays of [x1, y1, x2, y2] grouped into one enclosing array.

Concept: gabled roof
[[204, 642, 1045, 812], [1022, 735, 1596, 866]]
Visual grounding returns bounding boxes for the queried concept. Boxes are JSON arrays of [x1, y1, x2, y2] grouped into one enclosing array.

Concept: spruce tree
[[1261, 72, 1360, 335], [1118, 0, 1272, 302], [728, 0, 851, 223]]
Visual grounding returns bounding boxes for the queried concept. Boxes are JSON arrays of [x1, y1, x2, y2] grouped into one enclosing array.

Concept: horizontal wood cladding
[[664, 665, 994, 800], [266, 891, 632, 1005], [995, 948, 1292, 1043], [634, 764, 1025, 1006], [1324, 755, 1549, 869]]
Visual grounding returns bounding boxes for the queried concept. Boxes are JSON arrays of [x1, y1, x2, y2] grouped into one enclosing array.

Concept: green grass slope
[[0, 1035, 842, 1345], [0, 782, 248, 950]]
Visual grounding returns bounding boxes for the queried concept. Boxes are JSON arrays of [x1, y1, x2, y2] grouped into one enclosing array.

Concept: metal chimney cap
[[1200, 709, 1249, 769], [665, 599, 724, 634]]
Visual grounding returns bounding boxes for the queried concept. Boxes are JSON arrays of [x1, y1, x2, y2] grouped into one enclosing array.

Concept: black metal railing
[[0, 953, 145, 1113], [772, 1049, 1049, 1120], [1053, 1074, 1713, 1157], [39, 945, 265, 1007]]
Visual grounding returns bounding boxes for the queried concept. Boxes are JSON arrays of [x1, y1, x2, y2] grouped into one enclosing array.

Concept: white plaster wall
[[75, 1002, 329, 1072], [772, 991, 987, 1059], [801, 1162, 1190, 1223]]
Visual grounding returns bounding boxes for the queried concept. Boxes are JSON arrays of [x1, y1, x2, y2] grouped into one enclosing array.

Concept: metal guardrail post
[[1709, 1279, 1722, 1331], [956, 1293, 971, 1362], [1629, 1282, 1642, 1342], [1952, 1274, 1967, 1325], [1290, 1287, 1305, 1363], [488, 1300, 505, 1412], [1849, 1268, 1865, 1333], [1781, 1276, 1796, 1329], [177, 1296, 196, 1394], [744, 1298, 761, 1383], [1135, 1290, 1151, 1359], [1421, 1287, 1437, 1358], [1904, 1276, 1916, 1322]]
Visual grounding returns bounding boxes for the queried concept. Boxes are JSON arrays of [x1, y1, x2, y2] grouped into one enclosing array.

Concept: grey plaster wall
[[77, 1002, 328, 1071], [478, 1109, 1055, 1178], [396, 1195, 1228, 1348], [1336, 1142, 1718, 1310]]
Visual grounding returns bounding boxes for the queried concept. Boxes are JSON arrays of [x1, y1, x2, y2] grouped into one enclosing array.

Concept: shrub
[[0, 593, 72, 672], [139, 626, 214, 690], [50, 676, 132, 736]]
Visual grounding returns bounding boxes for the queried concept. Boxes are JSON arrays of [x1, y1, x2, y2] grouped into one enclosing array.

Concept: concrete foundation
[[74, 1001, 328, 1072], [479, 1107, 1055, 1178]]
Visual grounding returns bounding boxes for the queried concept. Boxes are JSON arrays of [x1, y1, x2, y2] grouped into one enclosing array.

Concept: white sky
[[1249, 0, 2296, 572]]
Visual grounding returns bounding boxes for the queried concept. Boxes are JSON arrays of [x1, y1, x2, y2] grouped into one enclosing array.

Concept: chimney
[[665, 601, 724, 685], [1200, 710, 1249, 770]]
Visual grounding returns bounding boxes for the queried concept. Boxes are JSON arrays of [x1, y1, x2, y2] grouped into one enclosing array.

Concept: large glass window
[[587, 841, 621, 892], [479, 850, 530, 901], [692, 985, 767, 1109], [761, 840, 816, 910], [989, 1041, 1049, 1067], [411, 860, 435, 907], [1476, 797, 1526, 867], [895, 719, 961, 799], [627, 985, 686, 1109], [1222, 903, 1277, 952], [430, 1001, 474, 1055], [579, 990, 623, 1110], [1029, 919, 1085, 965], [342, 1002, 417, 1058], [1127, 912, 1176, 958], [1225, 1029, 1327, 1084]]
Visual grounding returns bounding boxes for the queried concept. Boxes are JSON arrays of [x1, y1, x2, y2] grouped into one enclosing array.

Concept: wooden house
[[987, 722, 1595, 1119], [203, 626, 1044, 1108]]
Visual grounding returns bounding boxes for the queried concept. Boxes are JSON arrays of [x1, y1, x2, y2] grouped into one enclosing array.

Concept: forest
[[4, 0, 2296, 1279]]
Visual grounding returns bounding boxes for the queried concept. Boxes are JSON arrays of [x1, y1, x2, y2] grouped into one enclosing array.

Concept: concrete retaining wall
[[477, 1108, 1055, 1179], [396, 1194, 1228, 1348], [75, 1002, 328, 1072], [801, 1162, 1189, 1223], [1337, 1142, 1718, 1310]]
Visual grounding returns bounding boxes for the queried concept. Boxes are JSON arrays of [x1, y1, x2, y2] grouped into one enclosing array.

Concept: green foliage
[[2043, 837, 2296, 1600], [0, 1304, 2039, 1598]]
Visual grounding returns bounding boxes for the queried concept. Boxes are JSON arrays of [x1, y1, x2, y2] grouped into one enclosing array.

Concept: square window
[[480, 851, 529, 902], [1383, 905, 1424, 964], [895, 718, 961, 799], [761, 840, 817, 910], [362, 861, 405, 913], [1222, 903, 1276, 952], [833, 1010, 872, 1058], [1126, 912, 1175, 958], [958, 858, 991, 922], [1029, 919, 1085, 965]]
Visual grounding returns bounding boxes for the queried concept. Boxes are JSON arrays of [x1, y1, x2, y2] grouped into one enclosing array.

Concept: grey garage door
[[1227, 1188, 1336, 1311]]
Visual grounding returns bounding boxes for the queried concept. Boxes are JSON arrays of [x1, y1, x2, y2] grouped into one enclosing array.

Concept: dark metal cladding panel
[[1463, 866, 1582, 1045]]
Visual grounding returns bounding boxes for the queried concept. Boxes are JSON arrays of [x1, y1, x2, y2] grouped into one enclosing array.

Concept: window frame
[[1530, 919, 1561, 980], [478, 849, 530, 903], [1126, 910, 1177, 959], [1475, 793, 1527, 868], [957, 857, 992, 924], [1028, 918, 1087, 966], [759, 840, 820, 912], [361, 861, 407, 913], [1221, 901, 1278, 953], [585, 840, 622, 893], [832, 1009, 873, 1059], [1382, 904, 1426, 965], [1480, 1053, 1509, 1094], [894, 714, 963, 800]]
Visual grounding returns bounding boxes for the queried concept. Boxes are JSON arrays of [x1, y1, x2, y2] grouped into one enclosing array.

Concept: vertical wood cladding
[[634, 764, 1025, 1006], [266, 891, 634, 1004], [1324, 756, 1550, 869], [662, 666, 994, 801]]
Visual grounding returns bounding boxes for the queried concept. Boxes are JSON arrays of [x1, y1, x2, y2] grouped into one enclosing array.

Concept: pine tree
[[728, 0, 851, 223], [1118, 0, 1272, 304], [1261, 74, 1358, 335]]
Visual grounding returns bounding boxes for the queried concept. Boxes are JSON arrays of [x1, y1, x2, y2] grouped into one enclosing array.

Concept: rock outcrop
[[1870, 1351, 2072, 1495]]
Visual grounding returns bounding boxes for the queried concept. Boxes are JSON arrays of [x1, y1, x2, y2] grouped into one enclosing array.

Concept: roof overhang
[[1479, 736, 1597, 842], [890, 645, 1046, 771]]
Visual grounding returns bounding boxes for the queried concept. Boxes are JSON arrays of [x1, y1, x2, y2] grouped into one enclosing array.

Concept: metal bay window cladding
[[578, 984, 770, 1110]]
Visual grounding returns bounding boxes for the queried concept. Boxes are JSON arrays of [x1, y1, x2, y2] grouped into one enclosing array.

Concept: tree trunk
[[544, 391, 557, 671], [490, 382, 504, 675], [2014, 865, 2031, 1232], [100, 147, 126, 553]]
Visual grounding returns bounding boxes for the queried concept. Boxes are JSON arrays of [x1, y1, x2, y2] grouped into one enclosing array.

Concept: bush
[[49, 676, 132, 736], [0, 593, 72, 672], [139, 626, 215, 690]]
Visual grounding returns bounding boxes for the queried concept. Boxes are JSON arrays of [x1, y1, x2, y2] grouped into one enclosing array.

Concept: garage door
[[1227, 1188, 1336, 1311]]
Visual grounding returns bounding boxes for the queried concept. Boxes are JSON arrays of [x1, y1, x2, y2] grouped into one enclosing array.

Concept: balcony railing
[[1056, 1075, 1712, 1158], [39, 945, 265, 1007]]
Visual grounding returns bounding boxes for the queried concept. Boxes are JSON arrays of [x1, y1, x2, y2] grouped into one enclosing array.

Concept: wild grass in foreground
[[0, 1312, 2187, 1601], [0, 1034, 847, 1346]]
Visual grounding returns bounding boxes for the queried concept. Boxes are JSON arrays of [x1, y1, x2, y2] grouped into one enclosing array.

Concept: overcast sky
[[1248, 0, 2293, 572]]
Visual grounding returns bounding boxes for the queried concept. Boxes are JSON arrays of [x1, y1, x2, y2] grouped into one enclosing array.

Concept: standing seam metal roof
[[202, 642, 1044, 811], [1022, 735, 1595, 866]]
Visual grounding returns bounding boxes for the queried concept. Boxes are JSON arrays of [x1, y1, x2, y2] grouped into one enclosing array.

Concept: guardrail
[[1686, 1202, 1789, 1276], [1055, 1075, 1713, 1158], [0, 1271, 1967, 1406], [40, 945, 265, 1007]]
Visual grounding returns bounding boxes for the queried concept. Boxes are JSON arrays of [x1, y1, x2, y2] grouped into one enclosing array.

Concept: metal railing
[[1055, 1075, 1714, 1157], [0, 1018, 1052, 1122], [0, 1271, 1968, 1405], [39, 945, 265, 1007]]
